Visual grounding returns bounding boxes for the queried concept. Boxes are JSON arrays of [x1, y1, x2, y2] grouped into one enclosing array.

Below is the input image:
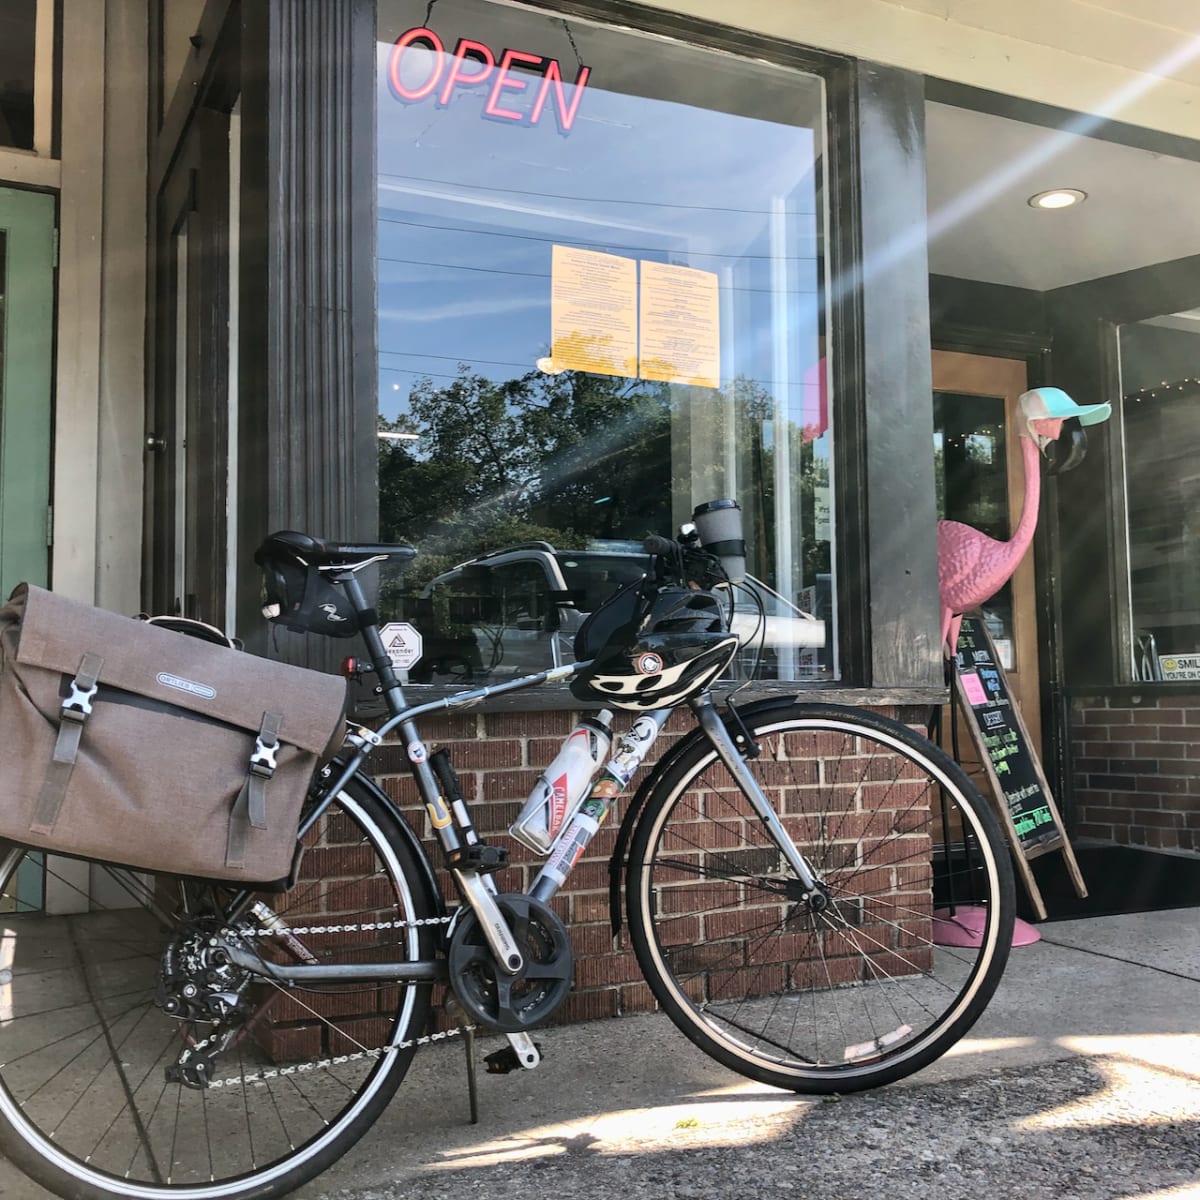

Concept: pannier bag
[[0, 584, 348, 883]]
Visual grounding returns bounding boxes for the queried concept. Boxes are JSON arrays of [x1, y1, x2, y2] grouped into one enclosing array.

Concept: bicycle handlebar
[[641, 533, 729, 591]]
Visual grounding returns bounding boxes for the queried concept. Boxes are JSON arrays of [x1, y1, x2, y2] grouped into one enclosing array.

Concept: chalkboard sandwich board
[[952, 613, 1087, 919]]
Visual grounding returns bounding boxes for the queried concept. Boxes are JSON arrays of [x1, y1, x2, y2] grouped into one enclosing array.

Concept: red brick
[[486, 710, 577, 737], [619, 981, 658, 1013], [258, 1022, 322, 1064], [574, 952, 642, 988], [554, 988, 619, 1023], [446, 739, 523, 769], [570, 922, 621, 957], [572, 891, 612, 924]]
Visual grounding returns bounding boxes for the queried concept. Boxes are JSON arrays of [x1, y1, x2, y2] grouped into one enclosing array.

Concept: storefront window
[[1119, 311, 1200, 682], [376, 0, 835, 685], [0, 1, 37, 150]]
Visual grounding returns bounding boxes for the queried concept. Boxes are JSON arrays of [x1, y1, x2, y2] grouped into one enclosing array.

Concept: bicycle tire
[[626, 701, 1015, 1093], [0, 778, 439, 1200]]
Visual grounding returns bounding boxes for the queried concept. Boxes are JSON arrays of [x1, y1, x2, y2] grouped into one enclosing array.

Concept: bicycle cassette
[[447, 894, 573, 1033]]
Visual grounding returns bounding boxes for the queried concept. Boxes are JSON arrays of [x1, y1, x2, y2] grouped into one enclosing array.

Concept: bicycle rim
[[0, 786, 435, 1199], [628, 704, 1015, 1093]]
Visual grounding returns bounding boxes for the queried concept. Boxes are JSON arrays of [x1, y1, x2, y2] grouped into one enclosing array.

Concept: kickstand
[[463, 1025, 479, 1125]]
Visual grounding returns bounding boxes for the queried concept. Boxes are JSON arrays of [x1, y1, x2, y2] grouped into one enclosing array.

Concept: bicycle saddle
[[255, 531, 417, 569]]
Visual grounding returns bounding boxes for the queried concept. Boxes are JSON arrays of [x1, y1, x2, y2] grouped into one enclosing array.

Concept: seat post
[[337, 570, 408, 715]]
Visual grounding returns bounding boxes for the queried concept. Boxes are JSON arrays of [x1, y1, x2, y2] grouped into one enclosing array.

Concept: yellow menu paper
[[639, 261, 720, 388], [549, 246, 638, 378]]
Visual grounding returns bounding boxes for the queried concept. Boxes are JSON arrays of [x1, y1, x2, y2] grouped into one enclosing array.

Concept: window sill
[[351, 680, 948, 720]]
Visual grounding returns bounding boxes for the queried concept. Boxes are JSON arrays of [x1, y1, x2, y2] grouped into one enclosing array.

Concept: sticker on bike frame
[[425, 796, 453, 829], [408, 741, 428, 764], [543, 811, 598, 886]]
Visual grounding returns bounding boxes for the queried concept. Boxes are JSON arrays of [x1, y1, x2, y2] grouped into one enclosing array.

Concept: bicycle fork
[[690, 696, 825, 904]]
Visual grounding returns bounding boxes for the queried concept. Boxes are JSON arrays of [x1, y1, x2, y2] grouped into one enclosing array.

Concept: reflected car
[[407, 541, 827, 685]]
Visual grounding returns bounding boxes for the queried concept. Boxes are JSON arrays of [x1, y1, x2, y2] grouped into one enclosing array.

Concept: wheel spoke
[[630, 704, 1013, 1093], [0, 786, 436, 1196]]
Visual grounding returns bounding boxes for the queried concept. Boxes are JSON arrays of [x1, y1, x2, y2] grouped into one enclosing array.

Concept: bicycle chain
[[208, 1025, 473, 1091], [221, 913, 455, 939], [207, 912, 466, 1091]]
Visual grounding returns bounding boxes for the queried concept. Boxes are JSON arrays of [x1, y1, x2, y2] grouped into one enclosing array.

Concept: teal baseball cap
[[1020, 386, 1112, 427]]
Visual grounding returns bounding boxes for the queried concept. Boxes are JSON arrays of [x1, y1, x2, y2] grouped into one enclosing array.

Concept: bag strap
[[31, 652, 104, 836], [226, 712, 283, 868]]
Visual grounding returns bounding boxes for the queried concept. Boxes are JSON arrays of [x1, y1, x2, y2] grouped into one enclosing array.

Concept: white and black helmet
[[571, 584, 739, 709]]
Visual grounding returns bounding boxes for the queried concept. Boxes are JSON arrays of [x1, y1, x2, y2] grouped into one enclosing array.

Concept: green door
[[0, 187, 54, 914], [0, 186, 55, 598]]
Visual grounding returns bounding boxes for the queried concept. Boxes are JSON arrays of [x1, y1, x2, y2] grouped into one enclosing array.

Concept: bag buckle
[[62, 678, 98, 721], [250, 733, 279, 778]]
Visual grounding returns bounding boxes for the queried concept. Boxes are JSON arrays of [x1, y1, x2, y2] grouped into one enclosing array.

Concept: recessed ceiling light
[[1028, 188, 1087, 210]]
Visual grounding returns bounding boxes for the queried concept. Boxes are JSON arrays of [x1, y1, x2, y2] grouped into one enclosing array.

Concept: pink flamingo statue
[[937, 387, 1111, 658], [934, 386, 1110, 950]]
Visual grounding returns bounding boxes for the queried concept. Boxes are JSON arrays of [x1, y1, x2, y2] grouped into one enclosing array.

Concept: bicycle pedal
[[449, 843, 509, 874], [484, 1043, 542, 1074]]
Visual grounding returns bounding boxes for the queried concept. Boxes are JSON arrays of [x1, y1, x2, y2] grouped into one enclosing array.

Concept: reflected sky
[[375, 18, 824, 427]]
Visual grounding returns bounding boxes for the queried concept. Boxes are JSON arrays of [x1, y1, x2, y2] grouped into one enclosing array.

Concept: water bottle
[[510, 710, 614, 854]]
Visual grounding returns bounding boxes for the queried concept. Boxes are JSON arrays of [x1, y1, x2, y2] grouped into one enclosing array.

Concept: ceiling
[[924, 101, 1200, 292]]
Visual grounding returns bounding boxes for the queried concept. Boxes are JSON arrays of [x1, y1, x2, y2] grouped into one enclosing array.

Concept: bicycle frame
[[223, 566, 820, 993]]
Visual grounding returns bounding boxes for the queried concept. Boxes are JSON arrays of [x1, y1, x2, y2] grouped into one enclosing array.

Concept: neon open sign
[[387, 26, 591, 133]]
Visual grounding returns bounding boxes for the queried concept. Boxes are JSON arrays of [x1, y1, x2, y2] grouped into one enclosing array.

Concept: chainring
[[447, 893, 574, 1033]]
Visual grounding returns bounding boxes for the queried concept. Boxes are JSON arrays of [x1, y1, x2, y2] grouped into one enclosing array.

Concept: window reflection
[[376, 0, 835, 683], [1119, 311, 1200, 682], [0, 1, 37, 151]]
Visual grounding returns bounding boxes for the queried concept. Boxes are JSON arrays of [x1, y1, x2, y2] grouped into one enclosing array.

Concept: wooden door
[[933, 349, 1042, 759]]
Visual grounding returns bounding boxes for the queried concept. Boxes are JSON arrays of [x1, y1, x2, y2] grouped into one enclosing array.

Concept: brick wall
[[370, 703, 915, 1025], [1070, 693, 1200, 853], [372, 707, 695, 1024], [257, 701, 931, 1058]]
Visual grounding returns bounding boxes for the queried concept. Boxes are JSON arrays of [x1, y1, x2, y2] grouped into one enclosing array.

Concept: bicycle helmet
[[571, 584, 739, 709]]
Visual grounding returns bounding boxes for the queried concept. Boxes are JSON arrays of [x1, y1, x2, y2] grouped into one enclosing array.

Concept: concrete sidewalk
[[299, 907, 1200, 1200], [1, 908, 1197, 1199]]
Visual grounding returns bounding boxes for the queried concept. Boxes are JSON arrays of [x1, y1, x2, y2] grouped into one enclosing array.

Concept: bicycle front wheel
[[627, 702, 1015, 1093], [0, 779, 439, 1200]]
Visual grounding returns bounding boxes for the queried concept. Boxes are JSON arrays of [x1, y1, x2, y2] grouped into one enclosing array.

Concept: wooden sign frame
[[951, 614, 1087, 919]]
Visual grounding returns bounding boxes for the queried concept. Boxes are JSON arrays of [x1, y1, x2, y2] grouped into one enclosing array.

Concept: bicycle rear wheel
[[0, 779, 439, 1200], [627, 702, 1014, 1093]]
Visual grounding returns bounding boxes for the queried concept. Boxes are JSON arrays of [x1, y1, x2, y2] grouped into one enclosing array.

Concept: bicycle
[[0, 512, 1015, 1200]]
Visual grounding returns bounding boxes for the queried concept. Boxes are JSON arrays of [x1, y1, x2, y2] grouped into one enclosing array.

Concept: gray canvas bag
[[0, 584, 348, 883]]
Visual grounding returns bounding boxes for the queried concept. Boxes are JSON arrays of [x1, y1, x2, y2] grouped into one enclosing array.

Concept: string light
[[1123, 376, 1200, 402]]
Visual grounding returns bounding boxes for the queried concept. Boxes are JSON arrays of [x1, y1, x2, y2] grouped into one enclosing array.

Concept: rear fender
[[327, 761, 445, 922]]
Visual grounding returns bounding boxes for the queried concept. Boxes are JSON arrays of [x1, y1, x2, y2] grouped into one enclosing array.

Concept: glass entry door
[[0, 186, 54, 598], [932, 349, 1042, 759]]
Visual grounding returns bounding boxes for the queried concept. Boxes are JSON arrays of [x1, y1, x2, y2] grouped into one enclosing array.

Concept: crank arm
[[453, 870, 525, 975], [505, 1031, 540, 1068]]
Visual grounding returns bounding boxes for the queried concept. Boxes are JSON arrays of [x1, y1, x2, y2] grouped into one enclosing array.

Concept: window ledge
[[353, 681, 948, 719]]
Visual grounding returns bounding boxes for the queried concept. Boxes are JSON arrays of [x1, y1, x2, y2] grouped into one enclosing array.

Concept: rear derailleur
[[155, 917, 255, 1089]]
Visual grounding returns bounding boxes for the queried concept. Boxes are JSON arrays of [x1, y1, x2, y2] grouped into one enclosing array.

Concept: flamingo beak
[[1044, 417, 1088, 475]]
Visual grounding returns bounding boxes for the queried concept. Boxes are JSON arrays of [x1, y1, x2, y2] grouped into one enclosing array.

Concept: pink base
[[933, 905, 1041, 948]]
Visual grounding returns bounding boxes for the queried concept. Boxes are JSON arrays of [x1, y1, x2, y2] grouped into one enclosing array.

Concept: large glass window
[[0, 1, 37, 150], [1119, 311, 1200, 682], [376, 0, 835, 685]]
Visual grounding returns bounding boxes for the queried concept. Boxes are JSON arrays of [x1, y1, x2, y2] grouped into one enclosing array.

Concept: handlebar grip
[[642, 535, 678, 556]]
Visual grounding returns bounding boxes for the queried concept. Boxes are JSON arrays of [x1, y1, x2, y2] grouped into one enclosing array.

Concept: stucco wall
[[52, 0, 147, 612], [640, 0, 1200, 140]]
